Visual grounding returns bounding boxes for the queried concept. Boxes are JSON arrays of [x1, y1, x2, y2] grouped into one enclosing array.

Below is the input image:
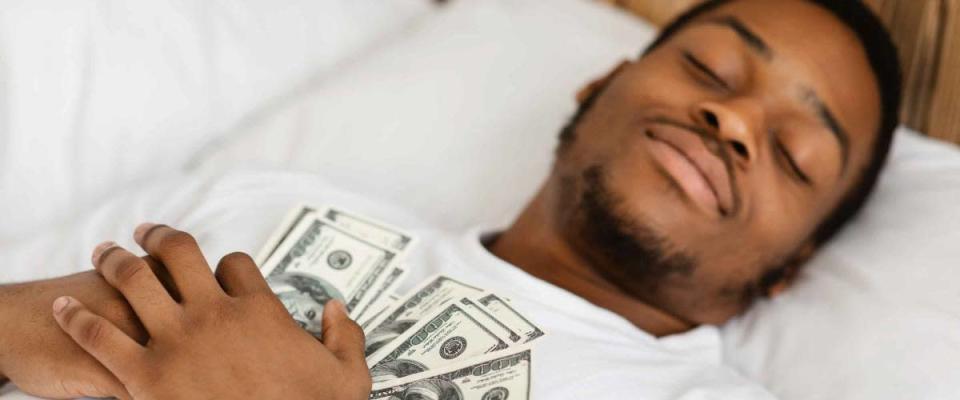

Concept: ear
[[575, 60, 632, 104], [766, 242, 816, 298]]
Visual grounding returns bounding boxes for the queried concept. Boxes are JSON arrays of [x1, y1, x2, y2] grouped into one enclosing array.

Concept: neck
[[487, 182, 693, 337]]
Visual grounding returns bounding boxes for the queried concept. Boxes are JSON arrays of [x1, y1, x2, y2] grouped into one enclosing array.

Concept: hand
[[0, 270, 143, 399], [52, 224, 372, 400]]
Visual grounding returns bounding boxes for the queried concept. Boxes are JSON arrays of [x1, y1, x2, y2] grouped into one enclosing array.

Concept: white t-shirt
[[0, 170, 776, 399]]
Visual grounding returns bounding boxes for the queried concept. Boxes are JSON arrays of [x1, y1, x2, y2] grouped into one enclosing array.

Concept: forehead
[[689, 0, 882, 172]]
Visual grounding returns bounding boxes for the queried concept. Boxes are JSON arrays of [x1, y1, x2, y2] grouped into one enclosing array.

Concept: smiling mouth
[[643, 125, 736, 217], [650, 133, 723, 210]]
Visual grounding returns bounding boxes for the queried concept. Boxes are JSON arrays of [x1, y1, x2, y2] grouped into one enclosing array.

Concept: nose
[[691, 100, 763, 165]]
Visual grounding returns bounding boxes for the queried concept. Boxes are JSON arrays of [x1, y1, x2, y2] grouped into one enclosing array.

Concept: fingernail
[[91, 241, 117, 265], [52, 296, 71, 314], [134, 222, 156, 243]]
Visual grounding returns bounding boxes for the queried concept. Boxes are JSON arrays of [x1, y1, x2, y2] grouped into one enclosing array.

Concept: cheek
[[736, 167, 830, 263], [562, 58, 705, 175], [605, 58, 704, 115], [602, 139, 693, 230]]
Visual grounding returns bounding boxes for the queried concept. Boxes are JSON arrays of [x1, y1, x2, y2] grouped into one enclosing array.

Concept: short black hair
[[561, 0, 902, 250], [648, 0, 903, 248]]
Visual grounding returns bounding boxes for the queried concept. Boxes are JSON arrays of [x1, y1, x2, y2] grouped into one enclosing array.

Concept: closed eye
[[776, 141, 812, 185], [683, 51, 731, 91]]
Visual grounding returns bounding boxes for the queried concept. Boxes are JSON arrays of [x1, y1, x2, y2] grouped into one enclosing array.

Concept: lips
[[644, 123, 735, 216]]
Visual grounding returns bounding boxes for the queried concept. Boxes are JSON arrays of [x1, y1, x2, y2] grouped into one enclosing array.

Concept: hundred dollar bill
[[476, 294, 545, 343], [366, 301, 510, 383], [255, 204, 316, 265], [369, 345, 533, 400], [359, 294, 400, 331], [260, 215, 399, 336], [256, 204, 416, 265], [458, 297, 522, 344], [364, 275, 484, 356], [322, 206, 417, 254], [351, 265, 408, 321]]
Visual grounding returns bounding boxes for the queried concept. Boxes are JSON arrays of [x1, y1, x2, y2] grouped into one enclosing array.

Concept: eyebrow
[[707, 16, 772, 60], [705, 15, 850, 172]]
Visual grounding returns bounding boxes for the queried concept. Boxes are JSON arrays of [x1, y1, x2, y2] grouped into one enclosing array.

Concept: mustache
[[646, 115, 741, 216]]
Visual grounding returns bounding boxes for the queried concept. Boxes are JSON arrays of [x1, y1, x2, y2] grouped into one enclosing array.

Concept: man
[[0, 0, 900, 398]]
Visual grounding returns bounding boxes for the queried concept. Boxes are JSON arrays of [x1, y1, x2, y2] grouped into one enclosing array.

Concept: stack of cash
[[256, 205, 545, 399]]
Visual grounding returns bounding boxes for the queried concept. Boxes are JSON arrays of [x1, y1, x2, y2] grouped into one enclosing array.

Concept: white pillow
[[196, 1, 960, 399], [721, 129, 960, 400], [0, 0, 433, 240]]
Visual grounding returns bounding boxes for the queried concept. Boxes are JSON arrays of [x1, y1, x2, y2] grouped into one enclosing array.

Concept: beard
[[554, 98, 772, 321], [563, 164, 698, 310]]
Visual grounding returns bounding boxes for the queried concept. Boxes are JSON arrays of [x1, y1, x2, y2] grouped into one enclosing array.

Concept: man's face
[[553, 0, 881, 324]]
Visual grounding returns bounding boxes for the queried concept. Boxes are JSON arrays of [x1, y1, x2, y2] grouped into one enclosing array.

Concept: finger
[[52, 296, 144, 382], [320, 300, 367, 371], [215, 252, 271, 297], [92, 375, 134, 400], [114, 387, 135, 400], [93, 242, 180, 332], [134, 223, 222, 301], [142, 254, 182, 302], [70, 372, 134, 400]]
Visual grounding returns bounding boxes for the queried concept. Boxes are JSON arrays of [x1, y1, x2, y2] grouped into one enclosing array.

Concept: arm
[[0, 271, 146, 398]]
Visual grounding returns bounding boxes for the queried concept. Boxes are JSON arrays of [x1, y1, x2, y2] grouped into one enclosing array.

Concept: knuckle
[[221, 251, 254, 266], [112, 258, 149, 288], [157, 231, 197, 254], [79, 318, 108, 348], [216, 252, 254, 276], [345, 319, 365, 341], [249, 289, 280, 306]]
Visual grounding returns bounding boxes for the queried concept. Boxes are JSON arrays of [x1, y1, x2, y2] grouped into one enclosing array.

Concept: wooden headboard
[[600, 0, 960, 145]]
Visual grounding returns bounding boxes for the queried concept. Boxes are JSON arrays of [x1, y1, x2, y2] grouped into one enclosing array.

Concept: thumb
[[320, 300, 366, 369]]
